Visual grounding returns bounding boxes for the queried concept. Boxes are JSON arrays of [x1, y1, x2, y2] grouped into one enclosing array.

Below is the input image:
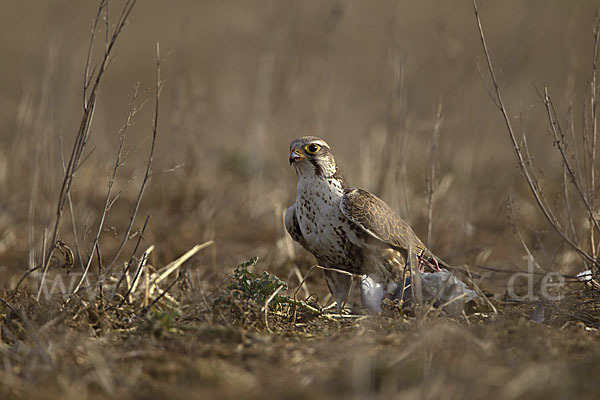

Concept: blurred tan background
[[0, 0, 597, 290]]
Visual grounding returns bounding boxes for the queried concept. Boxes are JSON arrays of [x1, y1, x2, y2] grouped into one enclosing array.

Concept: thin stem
[[427, 99, 443, 246], [104, 43, 160, 278], [473, 0, 594, 264], [40, 0, 138, 297]]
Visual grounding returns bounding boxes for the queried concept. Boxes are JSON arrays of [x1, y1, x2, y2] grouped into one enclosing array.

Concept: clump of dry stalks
[[0, 0, 215, 329], [474, 0, 600, 325]]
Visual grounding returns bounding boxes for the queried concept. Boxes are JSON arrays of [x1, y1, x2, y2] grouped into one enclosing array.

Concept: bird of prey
[[285, 136, 445, 311]]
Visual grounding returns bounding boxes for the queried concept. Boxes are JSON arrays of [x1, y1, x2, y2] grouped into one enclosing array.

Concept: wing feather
[[285, 204, 310, 251], [340, 188, 426, 253]]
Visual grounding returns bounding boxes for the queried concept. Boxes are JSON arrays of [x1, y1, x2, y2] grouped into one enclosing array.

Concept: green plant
[[226, 257, 288, 305]]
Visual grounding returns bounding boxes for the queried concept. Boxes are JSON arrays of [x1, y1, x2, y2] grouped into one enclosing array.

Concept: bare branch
[[104, 42, 160, 278], [84, 0, 106, 108], [40, 0, 138, 295], [106, 214, 150, 306], [543, 88, 600, 238], [507, 198, 544, 271], [426, 98, 443, 246], [473, 0, 595, 264], [68, 84, 141, 300]]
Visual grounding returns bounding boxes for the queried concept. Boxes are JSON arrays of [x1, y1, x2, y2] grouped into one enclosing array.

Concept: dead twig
[[69, 84, 141, 301], [105, 214, 150, 306], [262, 285, 285, 333], [104, 42, 161, 279], [118, 245, 153, 308], [292, 265, 355, 323], [37, 0, 138, 300], [543, 88, 600, 239], [140, 273, 182, 316], [507, 198, 544, 271], [473, 0, 595, 265], [426, 98, 443, 247]]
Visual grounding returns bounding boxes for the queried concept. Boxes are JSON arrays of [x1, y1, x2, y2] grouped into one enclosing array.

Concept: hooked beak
[[289, 148, 305, 164]]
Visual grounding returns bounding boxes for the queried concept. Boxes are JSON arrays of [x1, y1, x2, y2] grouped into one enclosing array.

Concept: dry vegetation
[[1, 1, 600, 399]]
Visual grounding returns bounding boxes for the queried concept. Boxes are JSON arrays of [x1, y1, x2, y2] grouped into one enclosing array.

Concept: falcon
[[285, 136, 445, 312]]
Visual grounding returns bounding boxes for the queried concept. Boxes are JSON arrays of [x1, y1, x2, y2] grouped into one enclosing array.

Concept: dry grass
[[1, 0, 600, 399]]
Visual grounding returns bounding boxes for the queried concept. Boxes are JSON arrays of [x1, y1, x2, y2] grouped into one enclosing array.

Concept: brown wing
[[340, 188, 427, 254]]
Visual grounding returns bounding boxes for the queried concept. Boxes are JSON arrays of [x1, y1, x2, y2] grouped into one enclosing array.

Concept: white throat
[[296, 170, 345, 199]]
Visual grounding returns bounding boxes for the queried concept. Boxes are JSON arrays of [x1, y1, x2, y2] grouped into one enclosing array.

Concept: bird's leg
[[417, 251, 426, 273], [323, 270, 353, 311], [417, 250, 443, 272]]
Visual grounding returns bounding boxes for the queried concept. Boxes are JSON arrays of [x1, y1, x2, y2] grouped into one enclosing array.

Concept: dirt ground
[[1, 1, 600, 399]]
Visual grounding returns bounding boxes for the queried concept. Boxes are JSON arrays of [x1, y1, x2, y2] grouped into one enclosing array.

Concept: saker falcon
[[285, 136, 446, 311]]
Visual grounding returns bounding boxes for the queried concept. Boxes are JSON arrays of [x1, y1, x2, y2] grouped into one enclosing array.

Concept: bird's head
[[289, 136, 339, 178]]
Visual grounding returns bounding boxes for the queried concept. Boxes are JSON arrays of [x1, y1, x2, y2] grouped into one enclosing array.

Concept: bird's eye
[[305, 143, 321, 154]]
